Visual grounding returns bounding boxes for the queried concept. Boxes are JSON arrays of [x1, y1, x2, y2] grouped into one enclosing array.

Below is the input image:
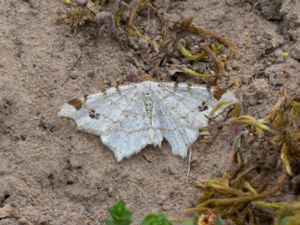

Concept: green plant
[[140, 213, 172, 225], [105, 201, 133, 225], [105, 202, 173, 225], [275, 200, 300, 225]]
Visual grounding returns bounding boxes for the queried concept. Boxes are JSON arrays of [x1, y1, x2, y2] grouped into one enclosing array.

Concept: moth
[[58, 81, 238, 161]]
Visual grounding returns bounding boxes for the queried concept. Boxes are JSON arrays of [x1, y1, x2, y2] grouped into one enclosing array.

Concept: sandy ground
[[0, 0, 299, 224]]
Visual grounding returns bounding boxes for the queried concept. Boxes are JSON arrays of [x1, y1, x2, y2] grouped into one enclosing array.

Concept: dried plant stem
[[186, 170, 286, 213]]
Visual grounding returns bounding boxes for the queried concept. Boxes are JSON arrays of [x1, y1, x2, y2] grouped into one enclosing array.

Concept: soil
[[0, 0, 299, 225]]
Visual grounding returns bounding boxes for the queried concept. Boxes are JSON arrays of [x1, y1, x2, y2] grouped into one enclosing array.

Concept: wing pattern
[[58, 81, 238, 161]]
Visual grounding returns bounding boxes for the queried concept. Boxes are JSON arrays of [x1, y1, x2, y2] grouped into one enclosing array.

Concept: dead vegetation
[[187, 92, 300, 225], [59, 0, 237, 86], [56, 1, 300, 224]]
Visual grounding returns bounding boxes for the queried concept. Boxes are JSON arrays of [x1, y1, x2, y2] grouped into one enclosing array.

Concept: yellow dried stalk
[[184, 68, 213, 79], [178, 45, 208, 61], [229, 115, 274, 135], [186, 171, 286, 215], [174, 17, 238, 57], [209, 99, 233, 117]]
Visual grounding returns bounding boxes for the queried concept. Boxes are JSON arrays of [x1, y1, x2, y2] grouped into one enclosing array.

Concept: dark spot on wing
[[100, 87, 107, 95], [68, 98, 83, 110], [173, 82, 179, 90], [116, 85, 121, 94], [198, 102, 208, 112], [89, 109, 100, 119]]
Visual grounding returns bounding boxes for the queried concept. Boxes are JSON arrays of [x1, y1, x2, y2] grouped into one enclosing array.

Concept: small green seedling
[[104, 201, 173, 225], [140, 213, 172, 225], [105, 201, 133, 225]]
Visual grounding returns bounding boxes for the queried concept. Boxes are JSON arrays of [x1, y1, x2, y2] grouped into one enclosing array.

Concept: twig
[[252, 0, 261, 13], [186, 147, 192, 178]]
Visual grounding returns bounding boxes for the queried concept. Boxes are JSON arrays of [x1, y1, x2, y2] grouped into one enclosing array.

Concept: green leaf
[[215, 216, 224, 225], [181, 214, 199, 225], [279, 216, 295, 225], [140, 213, 172, 225], [105, 201, 133, 225], [181, 219, 194, 225]]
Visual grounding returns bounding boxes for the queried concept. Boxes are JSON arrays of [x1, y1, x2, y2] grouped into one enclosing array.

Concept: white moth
[[58, 81, 238, 161]]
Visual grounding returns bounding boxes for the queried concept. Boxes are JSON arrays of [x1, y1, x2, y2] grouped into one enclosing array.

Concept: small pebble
[[161, 202, 173, 211], [231, 60, 240, 70], [291, 42, 300, 61], [87, 71, 95, 79], [75, 0, 87, 5], [69, 70, 79, 80], [274, 49, 285, 63], [18, 218, 29, 225], [244, 2, 253, 12]]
